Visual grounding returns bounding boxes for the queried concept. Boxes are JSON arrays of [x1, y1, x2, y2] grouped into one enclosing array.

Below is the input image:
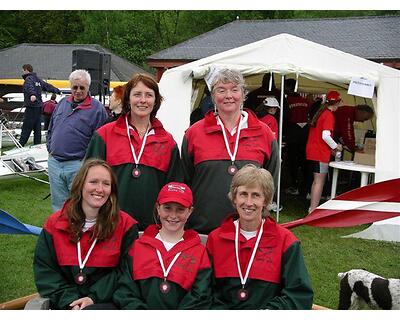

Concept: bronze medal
[[132, 167, 141, 178], [228, 164, 238, 176], [75, 271, 86, 285], [159, 280, 171, 294], [238, 288, 249, 301]]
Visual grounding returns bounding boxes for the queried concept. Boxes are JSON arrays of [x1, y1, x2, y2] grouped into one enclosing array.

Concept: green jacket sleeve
[[177, 250, 213, 310], [85, 132, 106, 160], [262, 241, 314, 310], [112, 254, 148, 309], [33, 230, 81, 309], [181, 136, 195, 186], [86, 225, 138, 303], [165, 144, 184, 183], [263, 139, 279, 192]]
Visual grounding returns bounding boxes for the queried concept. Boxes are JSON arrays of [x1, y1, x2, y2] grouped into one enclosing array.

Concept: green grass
[[0, 176, 399, 309]]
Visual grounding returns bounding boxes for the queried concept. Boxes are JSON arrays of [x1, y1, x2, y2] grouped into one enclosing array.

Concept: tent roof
[[158, 33, 400, 184], [149, 15, 400, 62], [0, 43, 149, 81]]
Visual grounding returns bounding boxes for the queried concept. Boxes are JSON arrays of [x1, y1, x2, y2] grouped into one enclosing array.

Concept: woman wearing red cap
[[306, 90, 343, 213], [113, 182, 212, 309]]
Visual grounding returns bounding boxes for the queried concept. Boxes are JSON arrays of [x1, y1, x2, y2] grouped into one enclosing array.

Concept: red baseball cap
[[326, 90, 341, 102], [157, 182, 193, 208]]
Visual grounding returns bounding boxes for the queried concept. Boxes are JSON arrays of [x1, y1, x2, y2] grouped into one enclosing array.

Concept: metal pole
[[276, 75, 285, 222]]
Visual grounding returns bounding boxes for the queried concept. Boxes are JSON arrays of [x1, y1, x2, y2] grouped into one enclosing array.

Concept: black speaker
[[72, 49, 103, 96]]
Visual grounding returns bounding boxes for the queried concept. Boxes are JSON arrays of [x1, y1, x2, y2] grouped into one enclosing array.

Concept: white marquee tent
[[157, 33, 400, 241]]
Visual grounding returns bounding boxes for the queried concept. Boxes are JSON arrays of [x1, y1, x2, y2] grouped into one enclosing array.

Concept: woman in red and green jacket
[[33, 159, 138, 310], [113, 182, 212, 309], [182, 69, 279, 234], [86, 74, 182, 231], [206, 164, 313, 309]]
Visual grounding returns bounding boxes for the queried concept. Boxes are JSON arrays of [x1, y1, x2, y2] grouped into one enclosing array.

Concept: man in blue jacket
[[20, 64, 60, 146], [47, 69, 108, 211]]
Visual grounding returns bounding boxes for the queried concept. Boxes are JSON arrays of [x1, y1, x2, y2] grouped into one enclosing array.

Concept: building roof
[[0, 43, 149, 81], [148, 15, 400, 62]]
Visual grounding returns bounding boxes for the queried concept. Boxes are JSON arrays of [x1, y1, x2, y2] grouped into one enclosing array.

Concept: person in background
[[105, 85, 125, 123], [20, 64, 60, 146], [206, 164, 313, 309], [47, 69, 108, 212], [85, 73, 182, 231], [333, 104, 374, 154], [244, 73, 281, 113], [182, 68, 279, 234], [284, 79, 310, 197], [256, 96, 280, 138], [33, 159, 138, 310], [306, 90, 343, 213], [113, 182, 212, 309], [190, 87, 214, 126], [42, 93, 58, 130]]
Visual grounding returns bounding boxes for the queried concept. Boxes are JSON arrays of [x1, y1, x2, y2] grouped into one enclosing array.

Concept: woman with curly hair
[[33, 159, 138, 310]]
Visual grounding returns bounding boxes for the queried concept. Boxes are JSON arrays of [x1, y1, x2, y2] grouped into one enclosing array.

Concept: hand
[[69, 297, 94, 310], [30, 95, 37, 102], [336, 144, 343, 152]]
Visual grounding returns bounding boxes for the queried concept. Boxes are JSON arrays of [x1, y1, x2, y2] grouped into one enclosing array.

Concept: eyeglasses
[[72, 85, 86, 91]]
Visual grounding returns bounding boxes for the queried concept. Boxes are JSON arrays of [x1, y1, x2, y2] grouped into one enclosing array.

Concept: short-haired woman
[[182, 68, 279, 234], [206, 164, 313, 309]]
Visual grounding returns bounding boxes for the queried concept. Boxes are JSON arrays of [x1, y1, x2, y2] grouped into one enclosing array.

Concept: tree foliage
[[0, 10, 398, 70]]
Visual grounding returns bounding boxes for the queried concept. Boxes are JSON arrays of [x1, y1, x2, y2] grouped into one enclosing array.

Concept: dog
[[338, 269, 400, 310]]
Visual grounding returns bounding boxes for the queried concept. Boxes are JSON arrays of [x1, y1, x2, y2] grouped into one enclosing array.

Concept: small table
[[329, 161, 375, 198]]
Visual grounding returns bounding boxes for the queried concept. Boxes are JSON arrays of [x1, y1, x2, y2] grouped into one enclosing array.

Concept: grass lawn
[[0, 174, 399, 309]]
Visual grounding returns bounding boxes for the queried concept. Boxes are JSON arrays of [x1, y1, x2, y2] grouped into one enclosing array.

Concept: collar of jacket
[[217, 214, 279, 245], [112, 113, 165, 137], [139, 224, 201, 256], [67, 94, 93, 108], [203, 108, 263, 135]]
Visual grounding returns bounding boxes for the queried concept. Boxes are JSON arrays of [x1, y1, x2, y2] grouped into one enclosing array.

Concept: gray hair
[[69, 69, 91, 87], [210, 68, 247, 97], [228, 164, 274, 218]]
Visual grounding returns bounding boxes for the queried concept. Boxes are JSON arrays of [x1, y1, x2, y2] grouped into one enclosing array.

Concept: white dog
[[338, 269, 400, 310]]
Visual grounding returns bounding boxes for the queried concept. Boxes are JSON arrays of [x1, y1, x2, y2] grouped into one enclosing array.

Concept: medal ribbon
[[216, 112, 244, 164], [125, 115, 150, 166], [77, 238, 97, 271], [234, 218, 265, 288], [156, 249, 181, 280]]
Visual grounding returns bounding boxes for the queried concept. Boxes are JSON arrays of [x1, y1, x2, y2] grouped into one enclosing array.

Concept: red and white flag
[[281, 178, 400, 229]]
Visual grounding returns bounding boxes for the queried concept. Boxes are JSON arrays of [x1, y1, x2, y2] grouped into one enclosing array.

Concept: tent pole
[[276, 75, 285, 222]]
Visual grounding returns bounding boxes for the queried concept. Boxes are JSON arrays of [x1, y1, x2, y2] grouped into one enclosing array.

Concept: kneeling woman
[[206, 164, 313, 309], [33, 159, 138, 310], [113, 182, 212, 309]]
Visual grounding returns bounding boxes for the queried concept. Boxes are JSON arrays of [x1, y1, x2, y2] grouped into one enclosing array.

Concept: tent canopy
[[158, 33, 400, 183]]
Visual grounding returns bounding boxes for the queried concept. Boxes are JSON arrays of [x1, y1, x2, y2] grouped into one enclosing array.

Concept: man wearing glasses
[[47, 69, 108, 211]]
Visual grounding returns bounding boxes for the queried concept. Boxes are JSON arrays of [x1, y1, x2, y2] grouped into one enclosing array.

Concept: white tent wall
[[157, 33, 400, 241]]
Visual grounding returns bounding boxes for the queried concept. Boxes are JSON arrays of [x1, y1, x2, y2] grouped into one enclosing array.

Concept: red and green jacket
[[206, 215, 314, 309], [85, 114, 183, 230], [33, 204, 138, 309], [182, 110, 279, 234], [113, 225, 213, 309]]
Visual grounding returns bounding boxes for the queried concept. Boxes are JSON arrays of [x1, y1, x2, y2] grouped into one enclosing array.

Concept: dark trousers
[[286, 123, 309, 193], [19, 106, 43, 146], [43, 114, 51, 131]]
